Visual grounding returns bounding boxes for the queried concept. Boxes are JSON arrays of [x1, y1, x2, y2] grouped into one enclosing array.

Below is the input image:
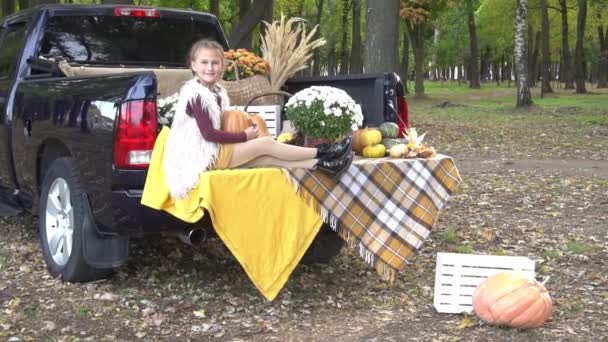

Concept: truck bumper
[[110, 189, 198, 236]]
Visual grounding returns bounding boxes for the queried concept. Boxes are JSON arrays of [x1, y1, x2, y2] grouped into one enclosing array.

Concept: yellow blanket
[[141, 127, 323, 301]]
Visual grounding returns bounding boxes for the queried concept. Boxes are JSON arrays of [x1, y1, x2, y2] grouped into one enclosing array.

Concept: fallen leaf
[[98, 293, 120, 301], [457, 315, 475, 329], [193, 309, 206, 318]]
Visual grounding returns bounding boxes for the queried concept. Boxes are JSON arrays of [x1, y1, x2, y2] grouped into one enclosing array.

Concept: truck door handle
[[24, 119, 32, 137]]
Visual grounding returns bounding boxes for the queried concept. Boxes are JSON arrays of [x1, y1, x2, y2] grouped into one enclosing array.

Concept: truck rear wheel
[[301, 224, 345, 265], [38, 157, 112, 282]]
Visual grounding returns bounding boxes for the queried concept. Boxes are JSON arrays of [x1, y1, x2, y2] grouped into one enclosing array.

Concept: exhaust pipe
[[177, 229, 206, 246]]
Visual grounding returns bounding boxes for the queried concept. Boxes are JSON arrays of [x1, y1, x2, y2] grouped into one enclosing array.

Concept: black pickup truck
[[0, 5, 409, 282]]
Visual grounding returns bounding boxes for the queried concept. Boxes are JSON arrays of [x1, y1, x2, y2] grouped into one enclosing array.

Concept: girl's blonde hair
[[188, 39, 225, 77]]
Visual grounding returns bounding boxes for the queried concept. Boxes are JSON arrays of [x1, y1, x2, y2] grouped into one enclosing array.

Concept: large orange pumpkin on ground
[[472, 273, 552, 329], [221, 110, 270, 137]]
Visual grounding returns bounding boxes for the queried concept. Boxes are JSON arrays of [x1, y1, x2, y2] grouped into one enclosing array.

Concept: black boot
[[315, 152, 354, 180], [315, 136, 352, 160]]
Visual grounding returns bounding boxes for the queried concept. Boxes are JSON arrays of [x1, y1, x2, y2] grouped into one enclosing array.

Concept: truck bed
[[284, 73, 400, 127]]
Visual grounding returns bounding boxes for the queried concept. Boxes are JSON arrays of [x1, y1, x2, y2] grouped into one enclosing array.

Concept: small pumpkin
[[250, 114, 270, 137], [472, 273, 553, 329], [352, 129, 365, 155], [382, 138, 401, 151], [360, 128, 382, 147], [277, 132, 295, 143], [222, 110, 252, 132], [222, 110, 269, 137], [389, 144, 408, 158], [379, 122, 399, 138], [362, 144, 386, 158], [352, 128, 382, 155]]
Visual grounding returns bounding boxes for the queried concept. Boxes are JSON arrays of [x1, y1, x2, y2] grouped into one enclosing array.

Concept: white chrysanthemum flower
[[286, 85, 361, 137]]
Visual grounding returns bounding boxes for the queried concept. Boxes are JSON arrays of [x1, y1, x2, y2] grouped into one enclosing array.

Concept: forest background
[[3, 0, 607, 106]]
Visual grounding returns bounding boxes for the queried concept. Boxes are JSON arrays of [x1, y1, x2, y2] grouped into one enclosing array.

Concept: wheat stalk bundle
[[260, 14, 326, 90]]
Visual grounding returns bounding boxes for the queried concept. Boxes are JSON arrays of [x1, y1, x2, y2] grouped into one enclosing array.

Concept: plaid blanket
[[288, 154, 462, 281]]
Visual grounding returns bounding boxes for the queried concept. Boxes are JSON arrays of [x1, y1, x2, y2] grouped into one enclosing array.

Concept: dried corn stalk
[[260, 14, 326, 90]]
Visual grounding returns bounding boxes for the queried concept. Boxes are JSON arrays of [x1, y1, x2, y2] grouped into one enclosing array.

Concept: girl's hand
[[245, 125, 259, 140]]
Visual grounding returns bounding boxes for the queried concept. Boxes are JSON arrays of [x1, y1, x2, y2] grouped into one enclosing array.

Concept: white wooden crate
[[433, 252, 535, 314], [236, 105, 282, 138]]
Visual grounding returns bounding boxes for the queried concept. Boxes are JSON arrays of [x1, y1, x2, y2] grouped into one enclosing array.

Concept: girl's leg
[[241, 155, 317, 169], [228, 137, 317, 168]]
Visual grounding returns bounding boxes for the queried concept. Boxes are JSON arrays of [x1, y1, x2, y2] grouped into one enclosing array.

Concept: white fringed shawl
[[163, 79, 230, 199]]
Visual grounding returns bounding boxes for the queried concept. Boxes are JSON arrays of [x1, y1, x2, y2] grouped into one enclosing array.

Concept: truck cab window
[[0, 23, 27, 79], [41, 15, 222, 66]]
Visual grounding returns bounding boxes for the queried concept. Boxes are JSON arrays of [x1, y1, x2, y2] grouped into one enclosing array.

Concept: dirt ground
[[1, 86, 607, 341]]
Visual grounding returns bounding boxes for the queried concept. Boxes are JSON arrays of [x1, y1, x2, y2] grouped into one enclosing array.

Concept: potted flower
[[223, 48, 270, 81], [157, 92, 179, 128], [284, 86, 363, 146]]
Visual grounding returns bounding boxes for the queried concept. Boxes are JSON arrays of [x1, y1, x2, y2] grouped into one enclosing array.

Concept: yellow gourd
[[360, 129, 382, 147], [362, 144, 386, 158], [277, 132, 294, 143], [389, 144, 408, 158]]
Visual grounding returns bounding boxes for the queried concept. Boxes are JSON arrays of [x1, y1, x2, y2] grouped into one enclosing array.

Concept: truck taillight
[[397, 96, 409, 138], [113, 7, 160, 18], [114, 100, 157, 169]]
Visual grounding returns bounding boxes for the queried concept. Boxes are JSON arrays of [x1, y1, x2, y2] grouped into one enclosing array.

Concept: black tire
[[301, 224, 345, 265], [38, 157, 112, 282]]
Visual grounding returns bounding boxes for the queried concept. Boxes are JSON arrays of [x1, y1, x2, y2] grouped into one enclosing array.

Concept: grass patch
[[76, 305, 91, 319], [564, 240, 595, 255], [451, 244, 473, 254], [440, 228, 459, 244], [543, 249, 563, 260], [490, 248, 511, 256]]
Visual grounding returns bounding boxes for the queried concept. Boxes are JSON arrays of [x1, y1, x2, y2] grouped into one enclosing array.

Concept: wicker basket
[[219, 61, 277, 106]]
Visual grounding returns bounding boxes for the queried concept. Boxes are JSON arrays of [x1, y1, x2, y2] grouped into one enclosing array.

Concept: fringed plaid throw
[[287, 155, 462, 281]]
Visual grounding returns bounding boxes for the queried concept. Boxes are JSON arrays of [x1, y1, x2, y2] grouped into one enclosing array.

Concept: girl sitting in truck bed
[[161, 39, 353, 199]]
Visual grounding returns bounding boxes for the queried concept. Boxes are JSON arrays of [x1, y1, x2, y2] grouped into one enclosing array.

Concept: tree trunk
[[238, 0, 253, 50], [364, 0, 400, 73], [210, 0, 220, 17], [559, 0, 574, 89], [350, 0, 363, 74], [515, 0, 533, 107], [339, 0, 351, 74], [494, 56, 501, 86], [574, 0, 587, 93], [466, 0, 480, 88], [540, 0, 553, 96], [228, 0, 272, 49], [327, 0, 337, 76], [407, 23, 426, 96], [430, 28, 439, 80], [18, 0, 28, 11], [101, 0, 133, 4], [597, 23, 607, 88], [29, 0, 58, 5], [312, 0, 325, 76], [2, 0, 15, 18], [400, 25, 410, 94], [528, 27, 540, 88]]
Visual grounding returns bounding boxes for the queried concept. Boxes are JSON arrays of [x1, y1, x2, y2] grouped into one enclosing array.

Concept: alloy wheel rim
[[45, 178, 74, 266]]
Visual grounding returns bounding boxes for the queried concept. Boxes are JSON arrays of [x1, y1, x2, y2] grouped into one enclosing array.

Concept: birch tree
[[514, 0, 533, 107]]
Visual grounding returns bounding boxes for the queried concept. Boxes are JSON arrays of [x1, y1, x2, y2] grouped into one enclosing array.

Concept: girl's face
[[191, 47, 223, 87]]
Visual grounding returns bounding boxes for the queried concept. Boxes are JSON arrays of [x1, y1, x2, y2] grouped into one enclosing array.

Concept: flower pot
[[303, 136, 334, 148]]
